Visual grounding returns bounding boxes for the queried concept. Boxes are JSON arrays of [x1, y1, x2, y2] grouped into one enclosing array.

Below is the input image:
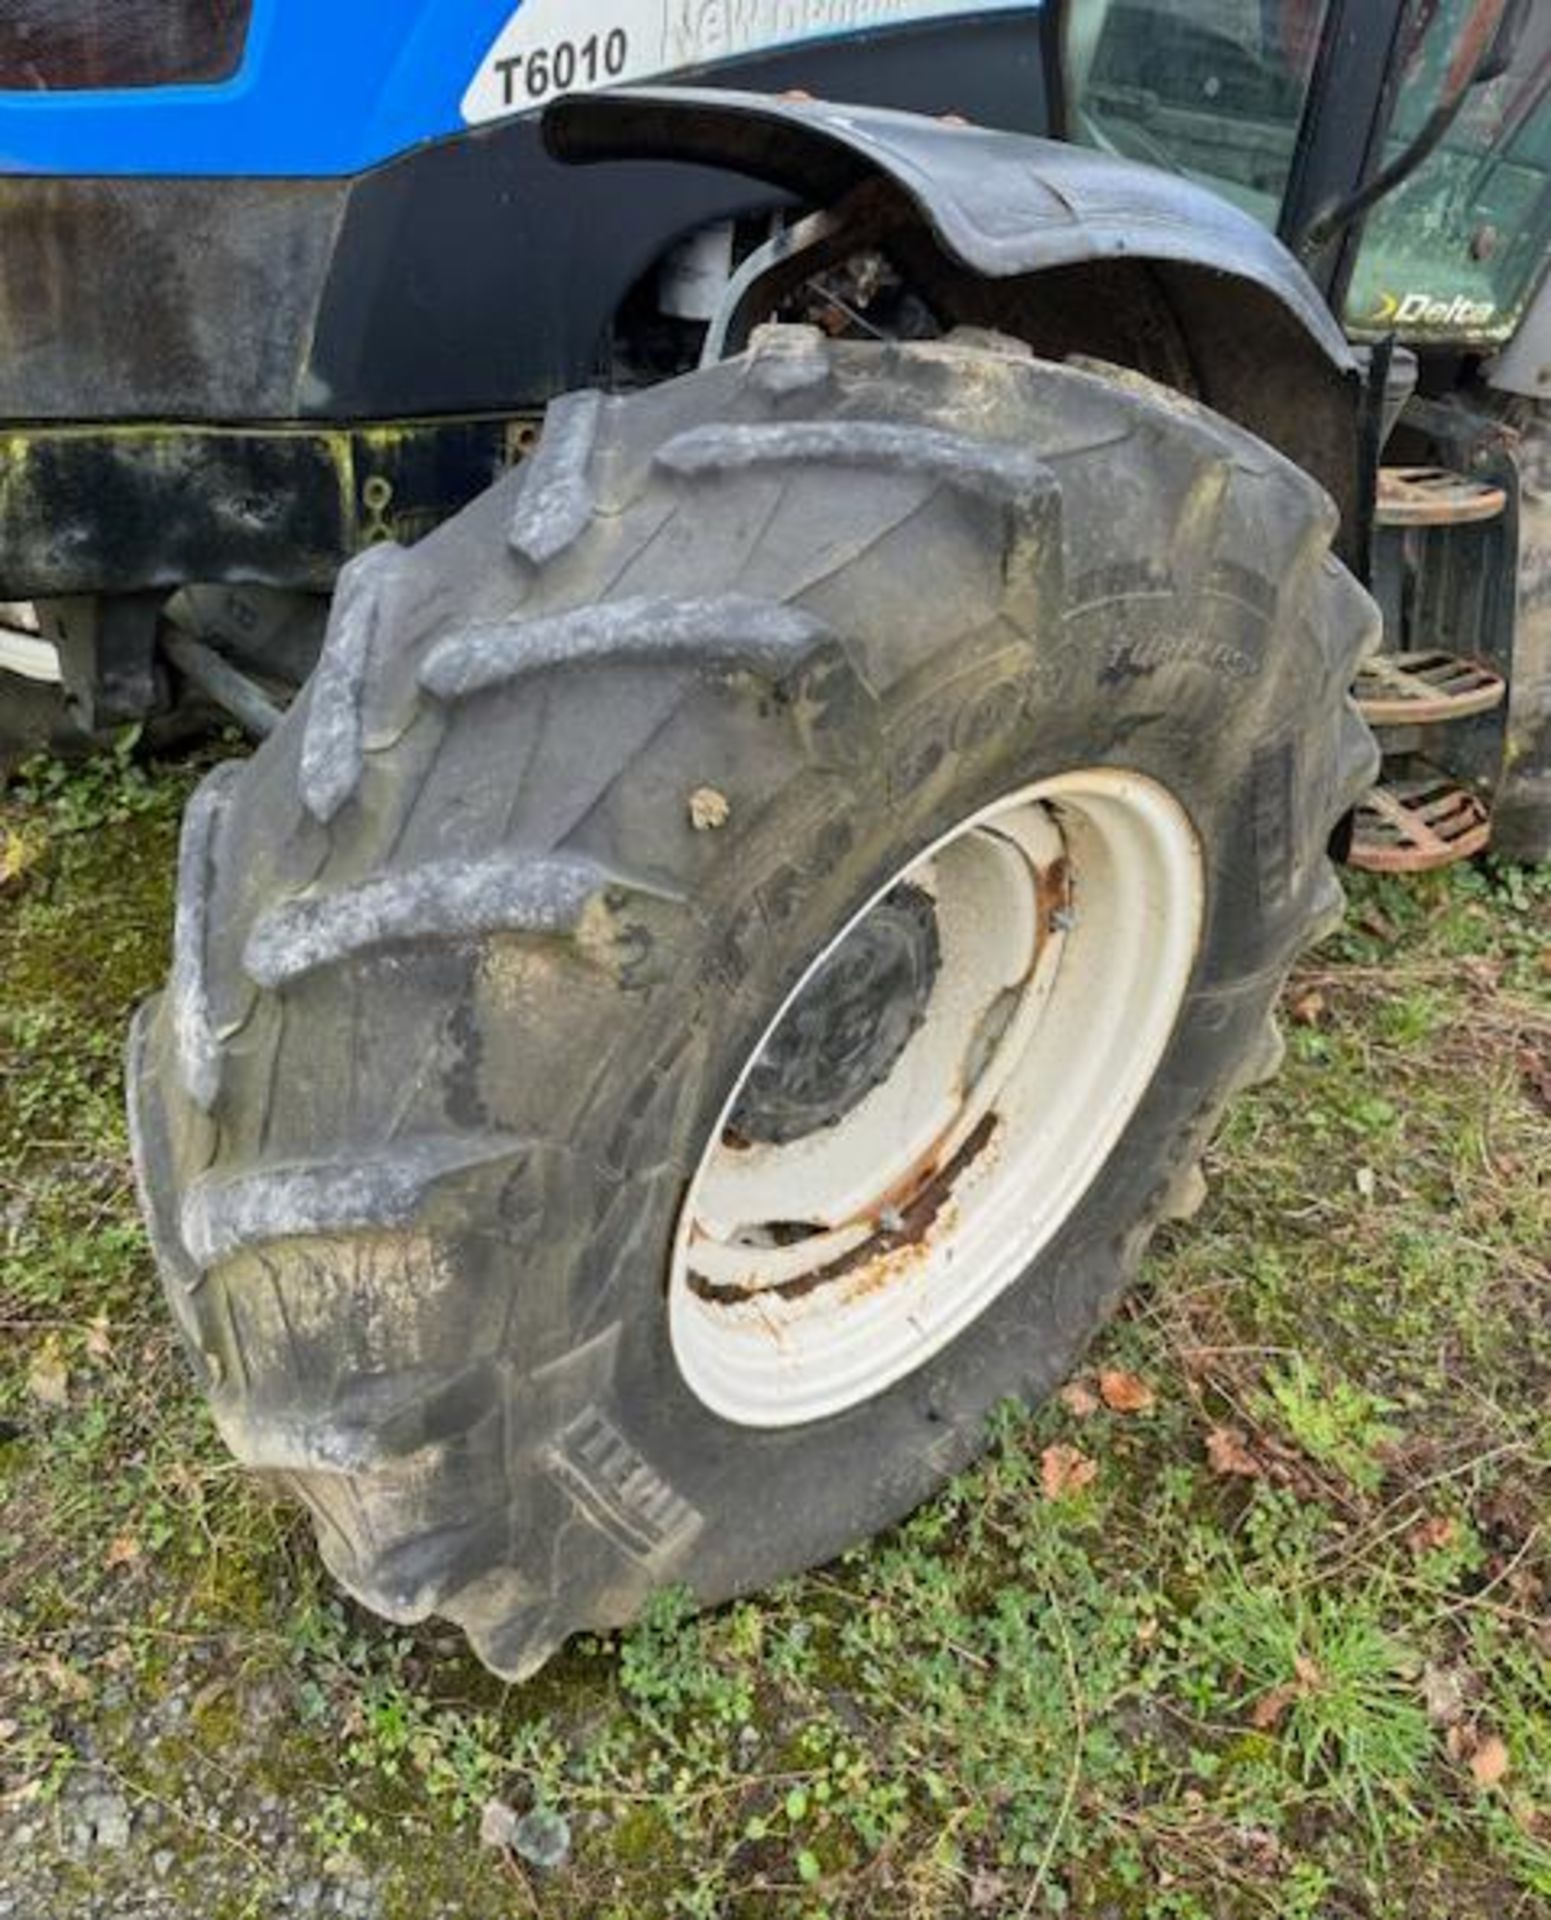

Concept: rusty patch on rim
[[687, 1109, 1001, 1307]]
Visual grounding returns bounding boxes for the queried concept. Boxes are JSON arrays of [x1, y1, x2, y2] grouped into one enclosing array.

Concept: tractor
[[2, 0, 1546, 1678]]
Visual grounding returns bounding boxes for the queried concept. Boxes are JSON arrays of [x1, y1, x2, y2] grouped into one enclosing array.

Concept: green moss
[[608, 1803, 676, 1866]]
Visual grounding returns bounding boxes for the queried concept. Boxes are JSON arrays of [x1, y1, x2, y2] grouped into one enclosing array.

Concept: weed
[[1259, 1355, 1404, 1493], [1173, 1509, 1431, 1839]]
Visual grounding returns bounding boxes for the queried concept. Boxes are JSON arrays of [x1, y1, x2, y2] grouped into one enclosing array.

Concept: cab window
[[1064, 0, 1331, 225]]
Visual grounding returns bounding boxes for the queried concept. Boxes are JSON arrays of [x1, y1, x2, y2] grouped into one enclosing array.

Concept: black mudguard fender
[[546, 88, 1366, 555]]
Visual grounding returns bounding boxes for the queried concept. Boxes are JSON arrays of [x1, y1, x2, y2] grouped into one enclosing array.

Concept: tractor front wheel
[[129, 330, 1377, 1676]]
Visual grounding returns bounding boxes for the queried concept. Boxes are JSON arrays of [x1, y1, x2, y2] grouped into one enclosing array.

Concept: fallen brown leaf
[[1059, 1380, 1100, 1419], [1040, 1443, 1098, 1502], [1250, 1684, 1298, 1731], [1293, 1653, 1322, 1691], [1206, 1426, 1262, 1478], [84, 1314, 113, 1362], [1251, 1652, 1321, 1731], [1469, 1734, 1510, 1789], [104, 1533, 141, 1571], [1099, 1369, 1156, 1414], [1407, 1514, 1458, 1557], [1289, 986, 1326, 1026]]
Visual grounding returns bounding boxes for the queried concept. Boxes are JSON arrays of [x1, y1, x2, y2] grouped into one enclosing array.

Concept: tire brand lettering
[[1100, 631, 1252, 683], [550, 1407, 701, 1562]]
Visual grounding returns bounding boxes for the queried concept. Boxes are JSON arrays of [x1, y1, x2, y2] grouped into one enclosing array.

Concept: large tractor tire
[[129, 331, 1378, 1677]]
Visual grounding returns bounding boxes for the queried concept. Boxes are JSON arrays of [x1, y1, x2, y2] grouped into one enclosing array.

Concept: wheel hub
[[727, 883, 940, 1147]]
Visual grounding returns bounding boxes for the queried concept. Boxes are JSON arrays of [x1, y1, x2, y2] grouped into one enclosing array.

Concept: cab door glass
[[1064, 0, 1331, 226], [1344, 1, 1551, 343]]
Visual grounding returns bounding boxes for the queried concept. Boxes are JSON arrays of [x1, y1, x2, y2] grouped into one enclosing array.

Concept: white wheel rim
[[668, 768, 1204, 1428]]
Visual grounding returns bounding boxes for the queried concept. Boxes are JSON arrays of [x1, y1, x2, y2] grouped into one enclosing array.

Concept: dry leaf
[[85, 1314, 112, 1362], [1206, 1426, 1262, 1478], [104, 1533, 141, 1571], [1059, 1380, 1100, 1419], [1252, 1652, 1321, 1730], [1289, 987, 1325, 1026], [1422, 1663, 1470, 1727], [968, 1868, 1012, 1913], [479, 1798, 518, 1851], [1355, 1165, 1377, 1200], [26, 1341, 69, 1410], [40, 1654, 91, 1703], [1040, 1443, 1098, 1502], [1469, 1734, 1510, 1789], [1099, 1369, 1156, 1414], [1250, 1684, 1298, 1730], [1408, 1514, 1458, 1557], [688, 786, 730, 832]]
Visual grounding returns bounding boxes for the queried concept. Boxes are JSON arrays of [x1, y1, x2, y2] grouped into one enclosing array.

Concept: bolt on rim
[[668, 768, 1205, 1429]]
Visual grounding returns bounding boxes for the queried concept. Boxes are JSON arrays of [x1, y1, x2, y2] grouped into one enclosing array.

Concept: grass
[[1, 742, 1548, 1919]]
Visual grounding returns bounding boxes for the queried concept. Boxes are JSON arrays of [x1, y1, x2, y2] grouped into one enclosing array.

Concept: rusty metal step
[[1375, 466, 1506, 528], [1348, 775, 1492, 874], [1353, 649, 1507, 726]]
